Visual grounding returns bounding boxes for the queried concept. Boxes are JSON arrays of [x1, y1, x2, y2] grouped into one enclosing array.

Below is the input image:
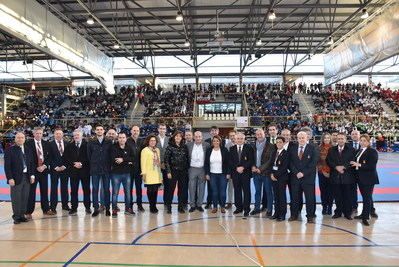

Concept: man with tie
[[288, 131, 319, 223], [88, 124, 112, 217], [5, 132, 35, 224], [224, 130, 236, 209], [49, 128, 70, 213], [156, 123, 170, 206], [64, 129, 91, 215], [26, 127, 52, 218], [229, 132, 254, 217], [127, 125, 144, 212], [262, 124, 278, 211], [326, 133, 356, 220], [349, 129, 360, 213]]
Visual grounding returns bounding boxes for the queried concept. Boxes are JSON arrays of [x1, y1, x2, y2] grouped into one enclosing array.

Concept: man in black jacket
[[327, 133, 356, 220], [5, 132, 35, 224], [288, 131, 319, 223], [26, 127, 52, 218], [64, 129, 91, 215], [126, 125, 144, 212], [49, 128, 69, 213], [229, 132, 254, 217], [87, 124, 112, 217]]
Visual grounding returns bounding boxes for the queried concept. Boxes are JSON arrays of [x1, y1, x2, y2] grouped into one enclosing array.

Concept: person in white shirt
[[186, 131, 210, 212], [204, 135, 230, 214]]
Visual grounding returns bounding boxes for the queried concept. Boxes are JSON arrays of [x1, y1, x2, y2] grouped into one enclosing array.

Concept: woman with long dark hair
[[164, 131, 189, 214], [318, 133, 333, 215]]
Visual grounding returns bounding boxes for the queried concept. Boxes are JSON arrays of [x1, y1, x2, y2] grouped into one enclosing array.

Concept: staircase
[[126, 99, 145, 126], [293, 93, 316, 116], [375, 97, 397, 117]]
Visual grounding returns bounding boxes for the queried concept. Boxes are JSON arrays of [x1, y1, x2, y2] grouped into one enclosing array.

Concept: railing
[[0, 85, 26, 97]]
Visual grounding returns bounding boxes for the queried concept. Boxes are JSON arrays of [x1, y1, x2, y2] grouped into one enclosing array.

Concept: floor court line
[[250, 235, 266, 267]]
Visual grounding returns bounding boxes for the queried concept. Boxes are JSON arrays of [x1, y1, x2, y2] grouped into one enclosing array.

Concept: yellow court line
[[20, 231, 70, 267], [250, 235, 266, 267]]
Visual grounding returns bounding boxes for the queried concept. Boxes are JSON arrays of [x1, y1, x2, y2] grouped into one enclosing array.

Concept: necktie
[[76, 142, 80, 148], [353, 142, 358, 150], [36, 141, 44, 166], [238, 146, 242, 161], [271, 138, 275, 145], [298, 146, 304, 160], [339, 147, 343, 156], [58, 140, 64, 155]]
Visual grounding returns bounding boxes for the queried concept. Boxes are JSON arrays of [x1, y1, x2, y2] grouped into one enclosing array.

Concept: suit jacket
[[26, 138, 50, 171], [326, 145, 356, 184], [127, 137, 144, 172], [48, 140, 67, 172], [156, 135, 169, 164], [186, 141, 210, 167], [64, 140, 90, 177], [229, 144, 254, 178], [268, 149, 289, 181], [204, 147, 230, 175], [253, 141, 276, 176], [354, 147, 379, 185], [87, 138, 112, 175], [289, 143, 319, 184], [4, 144, 35, 185]]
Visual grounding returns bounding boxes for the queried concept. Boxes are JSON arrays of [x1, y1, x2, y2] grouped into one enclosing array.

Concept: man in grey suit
[[156, 123, 170, 205], [187, 131, 210, 212], [4, 132, 35, 224]]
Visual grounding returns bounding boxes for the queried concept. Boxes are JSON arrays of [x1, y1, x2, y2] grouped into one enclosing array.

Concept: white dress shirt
[[190, 143, 205, 168]]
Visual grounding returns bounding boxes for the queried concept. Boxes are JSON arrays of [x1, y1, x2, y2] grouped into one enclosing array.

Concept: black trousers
[[206, 180, 213, 205], [70, 173, 91, 210], [358, 183, 374, 219], [27, 171, 49, 214], [232, 173, 251, 212], [130, 168, 143, 206], [162, 169, 170, 204], [146, 184, 160, 209], [288, 179, 303, 213], [291, 180, 315, 218], [351, 183, 358, 209], [50, 171, 69, 210], [167, 169, 188, 207], [318, 172, 334, 209], [272, 178, 288, 219], [11, 175, 30, 220], [333, 183, 352, 217]]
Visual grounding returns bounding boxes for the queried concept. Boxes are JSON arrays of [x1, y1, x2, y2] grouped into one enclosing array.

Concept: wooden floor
[[0, 202, 398, 267]]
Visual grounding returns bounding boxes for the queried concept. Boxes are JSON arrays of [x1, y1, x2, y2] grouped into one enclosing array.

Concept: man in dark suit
[[229, 132, 254, 217], [49, 128, 69, 213], [26, 127, 52, 218], [270, 136, 290, 221], [262, 124, 278, 211], [205, 126, 226, 209], [87, 124, 112, 217], [288, 131, 319, 223], [281, 129, 298, 214], [156, 123, 170, 206], [327, 133, 356, 220], [348, 129, 361, 213], [4, 132, 35, 224], [64, 129, 91, 215], [127, 125, 144, 212]]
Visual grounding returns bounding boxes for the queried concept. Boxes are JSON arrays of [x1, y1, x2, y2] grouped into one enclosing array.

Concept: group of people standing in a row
[[5, 124, 379, 226]]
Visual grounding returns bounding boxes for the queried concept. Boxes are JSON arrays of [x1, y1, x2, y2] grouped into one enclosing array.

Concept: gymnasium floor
[[0, 153, 398, 267]]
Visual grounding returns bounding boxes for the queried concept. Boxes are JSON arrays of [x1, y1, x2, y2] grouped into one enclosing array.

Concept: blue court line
[[320, 223, 378, 246], [63, 242, 91, 267]]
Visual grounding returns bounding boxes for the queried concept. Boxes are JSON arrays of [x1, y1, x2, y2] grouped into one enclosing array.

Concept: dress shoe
[[44, 210, 56, 216], [137, 205, 145, 212], [124, 208, 135, 215], [354, 215, 363, 220], [271, 213, 278, 219], [249, 209, 260, 216], [345, 215, 353, 220], [150, 208, 158, 214], [233, 209, 243, 215], [19, 217, 28, 223], [276, 217, 285, 222], [307, 217, 315, 223], [99, 205, 105, 212], [243, 211, 249, 217], [327, 207, 332, 215], [92, 210, 100, 217], [332, 214, 342, 219], [197, 207, 204, 212], [167, 207, 172, 214], [69, 210, 78, 216], [105, 209, 111, 216], [189, 207, 196, 213], [205, 203, 211, 209], [62, 206, 71, 211], [370, 212, 378, 218], [13, 220, 21, 224], [352, 208, 358, 214], [322, 207, 327, 215], [85, 209, 92, 215], [266, 211, 273, 218], [225, 203, 232, 209], [211, 208, 217, 214], [288, 216, 298, 221], [178, 207, 185, 214], [362, 219, 370, 226], [112, 210, 118, 217], [221, 208, 226, 214]]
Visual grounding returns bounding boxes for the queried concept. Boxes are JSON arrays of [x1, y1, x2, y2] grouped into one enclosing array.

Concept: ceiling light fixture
[[361, 9, 369, 19], [327, 36, 334, 45], [176, 11, 183, 22], [113, 43, 120, 49], [268, 10, 276, 20], [86, 17, 94, 25], [184, 39, 190, 47], [256, 38, 262, 46]]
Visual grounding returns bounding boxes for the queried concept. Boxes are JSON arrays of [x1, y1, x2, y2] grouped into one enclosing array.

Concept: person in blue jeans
[[87, 125, 112, 217], [204, 135, 230, 214], [110, 132, 135, 217], [251, 128, 276, 217]]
